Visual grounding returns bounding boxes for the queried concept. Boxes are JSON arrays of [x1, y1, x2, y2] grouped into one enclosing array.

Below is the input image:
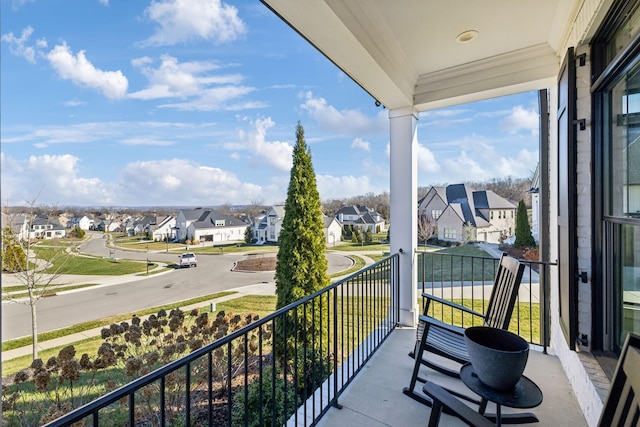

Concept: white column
[[389, 107, 418, 327]]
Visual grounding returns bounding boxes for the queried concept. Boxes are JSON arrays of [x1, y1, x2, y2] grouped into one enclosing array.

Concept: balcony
[[315, 328, 586, 426], [41, 252, 596, 426]]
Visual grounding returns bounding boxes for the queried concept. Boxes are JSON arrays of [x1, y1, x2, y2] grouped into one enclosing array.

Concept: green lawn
[[332, 242, 390, 252], [425, 298, 541, 344], [33, 246, 155, 275], [417, 245, 497, 282]]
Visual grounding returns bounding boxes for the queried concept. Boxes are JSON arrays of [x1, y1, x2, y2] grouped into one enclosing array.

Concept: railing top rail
[[416, 249, 557, 266]]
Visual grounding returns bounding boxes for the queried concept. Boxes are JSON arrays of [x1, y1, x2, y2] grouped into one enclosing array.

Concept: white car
[[178, 252, 197, 268]]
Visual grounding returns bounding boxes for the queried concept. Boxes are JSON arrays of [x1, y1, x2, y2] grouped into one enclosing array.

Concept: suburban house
[[420, 184, 517, 244], [252, 205, 285, 243], [417, 186, 448, 222], [189, 211, 247, 243], [176, 208, 247, 244], [150, 215, 176, 242], [323, 215, 343, 246], [1, 213, 29, 241], [68, 215, 94, 231], [335, 205, 386, 234], [29, 216, 67, 240], [252, 205, 345, 247]]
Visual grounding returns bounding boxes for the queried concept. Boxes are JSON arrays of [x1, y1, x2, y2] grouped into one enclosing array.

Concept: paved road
[[1, 233, 354, 341]]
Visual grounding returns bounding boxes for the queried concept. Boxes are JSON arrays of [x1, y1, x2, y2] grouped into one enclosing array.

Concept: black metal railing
[[417, 251, 554, 352], [44, 254, 400, 427]]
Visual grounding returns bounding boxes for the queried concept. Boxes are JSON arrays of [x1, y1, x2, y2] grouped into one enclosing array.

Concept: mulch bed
[[234, 256, 277, 272]]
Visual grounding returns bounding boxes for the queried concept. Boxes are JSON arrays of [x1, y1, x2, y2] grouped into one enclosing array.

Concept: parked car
[[178, 252, 197, 268]]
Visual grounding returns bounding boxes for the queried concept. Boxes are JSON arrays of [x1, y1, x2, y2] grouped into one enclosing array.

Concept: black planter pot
[[464, 326, 529, 391]]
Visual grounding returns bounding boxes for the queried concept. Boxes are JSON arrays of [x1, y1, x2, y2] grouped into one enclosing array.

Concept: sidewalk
[[2, 281, 277, 361]]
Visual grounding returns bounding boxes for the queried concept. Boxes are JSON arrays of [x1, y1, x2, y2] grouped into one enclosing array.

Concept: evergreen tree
[[514, 199, 536, 247], [2, 228, 26, 272], [364, 229, 373, 243], [275, 122, 329, 361], [244, 226, 253, 244]]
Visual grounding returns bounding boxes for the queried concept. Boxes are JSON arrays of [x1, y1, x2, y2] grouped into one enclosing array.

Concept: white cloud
[[10, 0, 34, 10], [0, 153, 116, 206], [351, 137, 370, 152], [129, 55, 229, 99], [129, 54, 263, 111], [417, 144, 441, 174], [141, 0, 246, 46], [228, 117, 293, 172], [120, 137, 174, 146], [99, 0, 109, 5], [3, 122, 119, 146], [300, 92, 387, 136], [46, 43, 128, 99], [316, 174, 382, 201], [63, 100, 87, 107], [500, 105, 539, 136], [0, 153, 273, 206], [1, 120, 220, 147], [1, 26, 46, 63], [118, 159, 263, 205], [419, 134, 538, 184]]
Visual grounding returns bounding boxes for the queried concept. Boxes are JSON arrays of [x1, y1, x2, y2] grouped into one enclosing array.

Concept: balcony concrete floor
[[316, 328, 588, 427]]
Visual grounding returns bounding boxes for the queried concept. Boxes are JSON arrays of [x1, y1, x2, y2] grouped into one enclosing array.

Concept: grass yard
[[425, 298, 542, 344], [33, 246, 155, 275], [417, 245, 498, 282]]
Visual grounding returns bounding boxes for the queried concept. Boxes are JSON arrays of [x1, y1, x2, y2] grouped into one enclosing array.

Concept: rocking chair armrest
[[422, 382, 494, 427], [418, 314, 465, 337], [421, 293, 485, 320]]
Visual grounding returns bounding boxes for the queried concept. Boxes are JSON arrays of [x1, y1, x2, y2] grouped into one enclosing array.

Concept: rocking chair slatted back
[[483, 254, 525, 330]]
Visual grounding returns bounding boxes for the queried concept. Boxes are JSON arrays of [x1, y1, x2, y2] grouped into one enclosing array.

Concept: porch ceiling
[[261, 0, 584, 110]]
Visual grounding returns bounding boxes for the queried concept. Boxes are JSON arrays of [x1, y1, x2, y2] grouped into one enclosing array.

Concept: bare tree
[[2, 199, 70, 361], [245, 197, 266, 219], [417, 214, 435, 245]]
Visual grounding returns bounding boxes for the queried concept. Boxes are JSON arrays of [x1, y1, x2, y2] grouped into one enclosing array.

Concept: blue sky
[[1, 0, 540, 207]]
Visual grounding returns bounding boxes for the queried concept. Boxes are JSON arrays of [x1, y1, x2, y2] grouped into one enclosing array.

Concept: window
[[443, 228, 456, 239], [490, 211, 494, 219], [594, 2, 640, 353], [431, 209, 441, 220], [602, 60, 640, 351]]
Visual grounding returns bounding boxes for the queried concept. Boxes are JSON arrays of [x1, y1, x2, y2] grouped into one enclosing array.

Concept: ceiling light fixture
[[456, 30, 479, 43]]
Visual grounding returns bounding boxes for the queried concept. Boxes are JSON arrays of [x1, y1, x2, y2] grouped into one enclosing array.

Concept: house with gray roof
[[251, 205, 345, 246], [335, 205, 386, 234], [177, 208, 247, 244], [422, 184, 517, 244], [1, 213, 29, 241]]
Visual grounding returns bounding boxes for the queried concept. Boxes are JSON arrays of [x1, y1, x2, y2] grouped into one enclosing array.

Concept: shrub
[[289, 346, 332, 400], [231, 367, 296, 427], [2, 309, 268, 426]]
